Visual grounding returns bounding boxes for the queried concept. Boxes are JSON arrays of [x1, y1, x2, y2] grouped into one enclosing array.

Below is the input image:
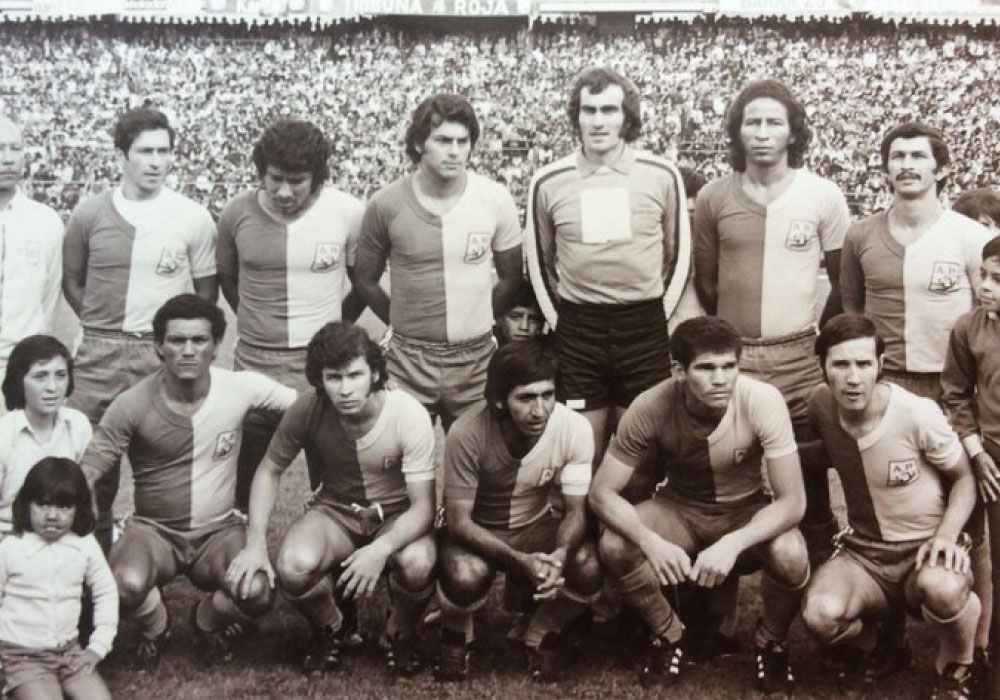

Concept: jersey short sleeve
[[395, 391, 436, 483], [266, 392, 315, 469]]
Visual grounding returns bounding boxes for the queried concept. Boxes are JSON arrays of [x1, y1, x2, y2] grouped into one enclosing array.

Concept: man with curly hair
[[217, 119, 366, 512]]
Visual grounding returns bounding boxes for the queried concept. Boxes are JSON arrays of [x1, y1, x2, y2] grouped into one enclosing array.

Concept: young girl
[[0, 336, 92, 536], [0, 457, 118, 699]]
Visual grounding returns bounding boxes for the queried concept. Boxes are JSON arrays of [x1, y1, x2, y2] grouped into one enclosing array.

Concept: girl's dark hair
[[2, 335, 74, 411], [12, 457, 96, 536]]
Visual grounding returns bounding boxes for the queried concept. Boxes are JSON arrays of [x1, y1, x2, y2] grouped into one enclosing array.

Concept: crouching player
[[803, 314, 979, 699], [435, 340, 601, 683], [80, 295, 296, 666], [227, 322, 436, 676], [589, 316, 809, 695]]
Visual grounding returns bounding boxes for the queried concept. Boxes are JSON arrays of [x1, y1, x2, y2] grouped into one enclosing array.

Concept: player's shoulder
[[110, 371, 160, 410], [628, 376, 680, 414], [632, 149, 683, 178], [845, 210, 887, 241], [696, 171, 737, 203], [941, 208, 993, 242], [60, 406, 93, 431], [15, 191, 63, 228], [383, 388, 435, 425], [160, 187, 212, 217], [447, 399, 491, 437], [887, 382, 944, 420], [528, 153, 578, 192], [548, 401, 590, 433], [68, 189, 113, 222], [218, 189, 257, 219], [315, 185, 365, 213], [367, 175, 409, 210], [734, 373, 785, 405]]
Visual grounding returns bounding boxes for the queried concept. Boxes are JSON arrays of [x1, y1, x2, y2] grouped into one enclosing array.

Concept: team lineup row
[[1, 65, 999, 700]]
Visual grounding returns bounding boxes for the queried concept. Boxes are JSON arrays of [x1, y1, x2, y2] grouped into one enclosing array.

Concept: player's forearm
[[193, 275, 218, 303], [245, 462, 282, 548], [341, 288, 366, 323], [589, 487, 655, 550], [937, 471, 977, 542], [377, 500, 434, 555], [353, 277, 390, 324], [818, 287, 843, 328], [727, 496, 805, 554], [554, 506, 587, 559], [450, 515, 528, 573], [62, 277, 84, 315], [219, 274, 239, 312]]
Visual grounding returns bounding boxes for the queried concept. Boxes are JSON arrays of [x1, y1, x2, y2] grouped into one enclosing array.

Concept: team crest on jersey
[[785, 220, 817, 251], [464, 233, 491, 264], [383, 457, 399, 471], [18, 241, 41, 266], [213, 430, 239, 461], [536, 467, 555, 486], [928, 261, 962, 294], [311, 243, 342, 272], [887, 458, 920, 487], [155, 248, 186, 276]]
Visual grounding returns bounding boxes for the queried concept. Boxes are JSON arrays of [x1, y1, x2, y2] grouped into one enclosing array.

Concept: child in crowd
[[0, 336, 91, 536], [0, 457, 117, 699]]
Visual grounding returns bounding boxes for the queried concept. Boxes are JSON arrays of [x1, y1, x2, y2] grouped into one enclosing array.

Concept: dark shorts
[[0, 639, 89, 692], [555, 298, 670, 411], [306, 498, 407, 550]]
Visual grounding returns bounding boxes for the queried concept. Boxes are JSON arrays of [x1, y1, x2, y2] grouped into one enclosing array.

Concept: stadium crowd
[[2, 12, 1000, 218]]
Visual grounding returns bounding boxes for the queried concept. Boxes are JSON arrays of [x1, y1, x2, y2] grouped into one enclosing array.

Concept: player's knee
[[276, 544, 323, 594], [597, 528, 641, 574], [565, 542, 603, 595], [801, 590, 849, 641], [114, 566, 152, 612], [394, 538, 436, 589], [766, 529, 810, 585], [916, 566, 970, 618], [438, 551, 492, 607], [232, 572, 275, 617]]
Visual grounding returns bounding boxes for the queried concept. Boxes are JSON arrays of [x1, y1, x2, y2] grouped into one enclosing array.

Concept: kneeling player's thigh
[[634, 499, 697, 554], [189, 524, 248, 590], [277, 509, 356, 579], [807, 553, 887, 620], [110, 522, 178, 595]]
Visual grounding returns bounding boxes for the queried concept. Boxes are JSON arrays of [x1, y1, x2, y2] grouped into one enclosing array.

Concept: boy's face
[[978, 256, 1000, 313], [498, 305, 544, 343]]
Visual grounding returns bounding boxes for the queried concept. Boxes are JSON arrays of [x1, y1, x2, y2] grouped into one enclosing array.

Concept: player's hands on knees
[[530, 550, 567, 601], [973, 452, 1000, 503], [916, 535, 971, 574], [67, 648, 101, 675], [227, 545, 276, 599], [639, 533, 691, 586], [338, 539, 392, 600], [689, 536, 741, 588]]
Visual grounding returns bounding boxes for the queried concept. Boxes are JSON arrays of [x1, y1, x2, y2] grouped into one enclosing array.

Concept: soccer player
[[354, 93, 521, 431], [942, 235, 1000, 699], [227, 322, 436, 677], [216, 119, 365, 511], [804, 314, 979, 700], [693, 79, 851, 563], [80, 295, 295, 667], [0, 116, 64, 413], [525, 66, 691, 469], [493, 285, 545, 346], [590, 316, 809, 695], [63, 107, 217, 550], [840, 122, 991, 400], [434, 340, 600, 683]]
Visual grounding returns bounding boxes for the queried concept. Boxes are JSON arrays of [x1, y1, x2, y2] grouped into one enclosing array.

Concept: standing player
[[63, 107, 217, 549], [693, 79, 851, 562], [804, 314, 978, 699], [227, 322, 436, 677], [590, 316, 809, 695], [840, 121, 990, 400], [216, 119, 365, 512], [434, 340, 600, 683], [0, 116, 65, 412], [354, 94, 522, 431], [80, 295, 294, 666], [525, 66, 691, 469]]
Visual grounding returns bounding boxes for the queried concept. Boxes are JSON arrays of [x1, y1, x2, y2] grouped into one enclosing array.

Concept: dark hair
[[114, 107, 175, 154], [2, 335, 74, 411], [485, 340, 558, 412], [305, 322, 386, 395], [566, 67, 642, 144], [251, 119, 330, 193], [404, 94, 480, 165], [953, 188, 1000, 226], [502, 284, 542, 316], [879, 121, 950, 194], [152, 294, 226, 345], [12, 457, 96, 536], [814, 313, 885, 367], [983, 235, 1000, 263], [670, 317, 742, 369], [725, 79, 811, 172]]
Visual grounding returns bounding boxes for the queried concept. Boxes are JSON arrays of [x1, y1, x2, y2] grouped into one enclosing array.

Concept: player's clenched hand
[[916, 536, 970, 574], [67, 648, 101, 675], [227, 545, 275, 599], [689, 537, 741, 588], [338, 539, 392, 600], [973, 452, 1000, 503], [640, 533, 691, 586]]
